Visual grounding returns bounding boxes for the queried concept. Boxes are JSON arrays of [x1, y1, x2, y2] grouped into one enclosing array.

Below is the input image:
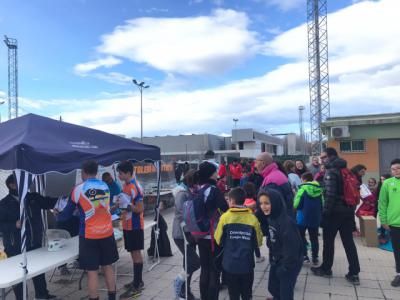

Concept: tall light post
[[132, 79, 150, 143], [233, 118, 239, 129]]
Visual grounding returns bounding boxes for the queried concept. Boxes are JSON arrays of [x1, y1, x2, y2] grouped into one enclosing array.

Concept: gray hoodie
[[172, 185, 190, 239]]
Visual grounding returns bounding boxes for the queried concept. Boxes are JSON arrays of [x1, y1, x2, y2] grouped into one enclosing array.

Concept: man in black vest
[[0, 175, 58, 300]]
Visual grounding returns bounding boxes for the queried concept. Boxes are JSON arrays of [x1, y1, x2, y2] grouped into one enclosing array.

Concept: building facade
[[322, 113, 400, 180], [134, 129, 284, 162], [232, 129, 284, 157]]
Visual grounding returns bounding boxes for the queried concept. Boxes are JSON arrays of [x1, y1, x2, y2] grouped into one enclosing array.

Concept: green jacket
[[379, 177, 400, 227], [293, 181, 324, 209]]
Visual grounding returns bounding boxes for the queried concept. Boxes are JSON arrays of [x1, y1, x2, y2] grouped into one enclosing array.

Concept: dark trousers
[[268, 261, 302, 300], [298, 226, 319, 259], [174, 238, 201, 292], [390, 226, 400, 273], [13, 273, 48, 300], [225, 271, 254, 300], [321, 215, 360, 275], [198, 239, 220, 300], [254, 247, 261, 258]]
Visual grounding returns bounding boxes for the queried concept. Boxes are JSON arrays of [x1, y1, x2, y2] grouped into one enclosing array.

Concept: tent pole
[[15, 170, 35, 300], [148, 160, 161, 271]]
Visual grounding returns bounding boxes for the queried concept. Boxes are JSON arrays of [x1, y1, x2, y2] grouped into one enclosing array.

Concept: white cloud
[[92, 72, 132, 85], [95, 9, 259, 75], [74, 56, 122, 75], [30, 0, 400, 137]]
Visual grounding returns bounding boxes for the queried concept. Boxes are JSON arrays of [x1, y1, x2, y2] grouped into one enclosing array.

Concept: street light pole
[[233, 118, 239, 129], [132, 79, 150, 143]]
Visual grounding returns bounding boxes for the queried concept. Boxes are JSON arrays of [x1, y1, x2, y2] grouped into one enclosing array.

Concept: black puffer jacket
[[0, 192, 58, 257], [323, 157, 355, 216]]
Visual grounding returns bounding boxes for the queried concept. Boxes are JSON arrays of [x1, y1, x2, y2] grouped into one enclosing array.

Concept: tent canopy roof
[[0, 114, 160, 174]]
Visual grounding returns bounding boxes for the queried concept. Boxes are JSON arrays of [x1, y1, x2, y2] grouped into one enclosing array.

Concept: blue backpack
[[183, 184, 219, 240]]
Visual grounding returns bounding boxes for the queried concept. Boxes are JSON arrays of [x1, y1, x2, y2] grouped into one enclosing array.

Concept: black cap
[[198, 161, 217, 182]]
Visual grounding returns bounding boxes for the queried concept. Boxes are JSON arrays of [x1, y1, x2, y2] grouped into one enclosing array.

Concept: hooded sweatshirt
[[265, 189, 303, 270], [172, 184, 190, 239], [294, 181, 323, 228]]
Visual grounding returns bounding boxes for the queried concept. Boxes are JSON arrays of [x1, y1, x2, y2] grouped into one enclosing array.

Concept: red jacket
[[218, 164, 227, 178], [229, 164, 243, 180]]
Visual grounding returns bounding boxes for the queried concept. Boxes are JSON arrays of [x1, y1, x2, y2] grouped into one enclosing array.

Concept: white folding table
[[0, 236, 79, 300]]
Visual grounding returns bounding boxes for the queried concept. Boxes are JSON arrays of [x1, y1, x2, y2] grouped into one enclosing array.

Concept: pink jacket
[[261, 163, 288, 187]]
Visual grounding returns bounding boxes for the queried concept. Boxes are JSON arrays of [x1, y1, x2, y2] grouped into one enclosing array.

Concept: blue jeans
[[268, 260, 302, 300]]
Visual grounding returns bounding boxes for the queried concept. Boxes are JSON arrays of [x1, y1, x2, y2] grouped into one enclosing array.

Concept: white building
[[231, 129, 284, 157]]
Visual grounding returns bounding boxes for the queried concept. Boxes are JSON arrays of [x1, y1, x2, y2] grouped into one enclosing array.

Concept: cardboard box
[[360, 216, 378, 247]]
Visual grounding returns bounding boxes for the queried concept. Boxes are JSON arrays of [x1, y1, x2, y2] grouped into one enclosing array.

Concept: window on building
[[261, 143, 266, 152], [238, 142, 244, 150], [339, 140, 366, 152]]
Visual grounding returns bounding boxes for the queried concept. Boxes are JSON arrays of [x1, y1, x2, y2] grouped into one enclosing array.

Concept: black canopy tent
[[0, 114, 162, 300]]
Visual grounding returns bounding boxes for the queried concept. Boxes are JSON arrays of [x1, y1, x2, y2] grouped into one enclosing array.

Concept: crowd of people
[[1, 149, 400, 300], [172, 148, 400, 300]]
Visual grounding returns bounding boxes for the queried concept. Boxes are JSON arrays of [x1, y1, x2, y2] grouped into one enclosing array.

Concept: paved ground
[[3, 208, 400, 299]]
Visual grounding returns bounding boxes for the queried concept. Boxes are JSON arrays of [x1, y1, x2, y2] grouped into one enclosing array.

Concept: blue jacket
[[215, 207, 263, 274]]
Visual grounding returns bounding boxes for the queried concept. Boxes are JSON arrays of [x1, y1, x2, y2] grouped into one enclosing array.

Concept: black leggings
[[174, 238, 200, 286], [198, 239, 220, 300]]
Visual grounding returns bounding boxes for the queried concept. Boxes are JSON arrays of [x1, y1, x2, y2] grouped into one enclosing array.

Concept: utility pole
[[132, 79, 150, 143], [307, 0, 330, 155], [4, 36, 18, 119]]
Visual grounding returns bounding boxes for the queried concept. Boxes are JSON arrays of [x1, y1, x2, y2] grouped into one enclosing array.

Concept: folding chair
[[46, 229, 78, 282]]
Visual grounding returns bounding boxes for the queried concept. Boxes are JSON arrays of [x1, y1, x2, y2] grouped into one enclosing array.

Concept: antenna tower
[[307, 0, 330, 155], [4, 36, 18, 119], [299, 105, 305, 155]]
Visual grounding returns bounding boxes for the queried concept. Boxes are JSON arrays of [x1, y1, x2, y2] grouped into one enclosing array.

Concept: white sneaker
[[256, 256, 265, 263]]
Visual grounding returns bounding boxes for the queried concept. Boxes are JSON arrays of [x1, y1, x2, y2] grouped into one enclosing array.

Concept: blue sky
[[0, 0, 399, 137]]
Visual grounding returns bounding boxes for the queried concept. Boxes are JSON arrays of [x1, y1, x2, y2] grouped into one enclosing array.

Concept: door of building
[[379, 139, 400, 175]]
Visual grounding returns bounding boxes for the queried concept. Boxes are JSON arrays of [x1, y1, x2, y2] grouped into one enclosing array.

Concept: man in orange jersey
[[59, 160, 118, 300], [117, 161, 145, 298]]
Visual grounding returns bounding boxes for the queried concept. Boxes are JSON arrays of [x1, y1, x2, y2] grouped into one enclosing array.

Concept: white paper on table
[[117, 193, 131, 209], [54, 196, 69, 212], [360, 184, 372, 199]]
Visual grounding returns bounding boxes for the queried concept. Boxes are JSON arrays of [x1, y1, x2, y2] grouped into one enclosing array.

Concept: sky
[[0, 0, 399, 138]]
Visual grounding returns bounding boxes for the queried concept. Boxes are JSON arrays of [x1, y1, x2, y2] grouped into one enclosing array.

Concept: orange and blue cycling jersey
[[121, 178, 144, 231], [59, 178, 113, 239]]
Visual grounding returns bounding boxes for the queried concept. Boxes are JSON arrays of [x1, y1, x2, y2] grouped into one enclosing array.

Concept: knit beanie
[[198, 161, 217, 182]]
